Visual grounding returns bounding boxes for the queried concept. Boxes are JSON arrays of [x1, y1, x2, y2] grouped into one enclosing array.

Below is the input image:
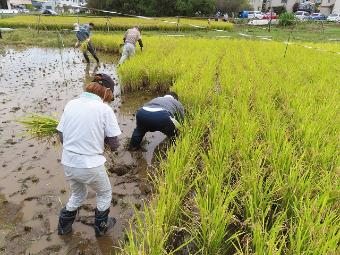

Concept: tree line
[[87, 0, 251, 17]]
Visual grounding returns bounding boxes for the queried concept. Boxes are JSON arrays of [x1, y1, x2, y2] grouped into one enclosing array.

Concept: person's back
[[124, 28, 141, 46], [76, 24, 90, 42], [144, 96, 184, 121], [60, 94, 113, 161], [129, 92, 184, 150]]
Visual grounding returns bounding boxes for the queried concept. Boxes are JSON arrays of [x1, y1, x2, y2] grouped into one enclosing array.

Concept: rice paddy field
[[97, 36, 339, 254], [0, 15, 233, 31], [0, 20, 339, 254]]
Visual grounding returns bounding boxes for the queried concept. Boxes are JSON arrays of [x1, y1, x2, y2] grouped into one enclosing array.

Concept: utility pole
[[268, 0, 272, 32]]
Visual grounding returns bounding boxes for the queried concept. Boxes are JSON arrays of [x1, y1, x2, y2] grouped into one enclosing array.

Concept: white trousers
[[63, 165, 112, 212], [118, 43, 135, 64]]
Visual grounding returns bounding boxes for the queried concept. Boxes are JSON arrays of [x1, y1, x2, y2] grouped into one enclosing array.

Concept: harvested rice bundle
[[18, 114, 59, 140], [79, 41, 89, 52], [18, 115, 117, 154]]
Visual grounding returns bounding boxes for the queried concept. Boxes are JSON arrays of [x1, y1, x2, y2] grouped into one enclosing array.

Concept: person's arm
[[58, 131, 63, 144], [123, 31, 127, 43], [57, 110, 66, 144], [104, 106, 122, 150], [138, 39, 143, 51], [175, 101, 185, 122], [104, 136, 119, 151]]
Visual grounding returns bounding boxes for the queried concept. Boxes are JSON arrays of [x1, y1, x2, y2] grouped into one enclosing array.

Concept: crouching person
[[56, 74, 121, 237], [128, 92, 184, 151]]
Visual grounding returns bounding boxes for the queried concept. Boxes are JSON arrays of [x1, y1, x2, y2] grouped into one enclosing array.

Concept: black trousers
[[83, 42, 99, 63], [130, 108, 176, 148]]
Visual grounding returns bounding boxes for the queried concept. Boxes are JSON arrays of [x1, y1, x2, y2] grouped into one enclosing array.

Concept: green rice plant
[[115, 36, 339, 254], [18, 114, 59, 139], [122, 110, 212, 254], [92, 34, 121, 53], [0, 15, 233, 32]]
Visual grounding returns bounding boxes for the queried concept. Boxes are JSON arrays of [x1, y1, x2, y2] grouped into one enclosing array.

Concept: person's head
[[85, 73, 116, 102], [164, 92, 179, 101], [85, 82, 113, 102], [89, 22, 95, 29], [134, 26, 141, 32]]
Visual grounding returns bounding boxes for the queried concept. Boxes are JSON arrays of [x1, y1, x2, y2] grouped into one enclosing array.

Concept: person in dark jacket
[[128, 92, 184, 151], [76, 22, 100, 64]]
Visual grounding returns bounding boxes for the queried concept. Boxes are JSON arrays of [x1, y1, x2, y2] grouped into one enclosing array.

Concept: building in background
[[265, 0, 321, 12], [320, 0, 339, 15], [333, 0, 340, 13], [5, 0, 31, 9], [249, 0, 264, 10], [31, 0, 86, 10], [265, 0, 299, 12]]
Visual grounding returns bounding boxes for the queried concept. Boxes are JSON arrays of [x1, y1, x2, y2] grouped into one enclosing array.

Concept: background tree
[[216, 0, 251, 15], [0, 0, 8, 9], [87, 0, 217, 17]]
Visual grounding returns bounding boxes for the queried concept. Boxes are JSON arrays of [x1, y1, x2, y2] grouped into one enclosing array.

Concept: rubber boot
[[94, 208, 116, 237], [57, 207, 77, 235]]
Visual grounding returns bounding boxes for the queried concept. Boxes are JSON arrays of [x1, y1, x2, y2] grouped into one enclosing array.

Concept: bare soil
[[0, 47, 166, 254]]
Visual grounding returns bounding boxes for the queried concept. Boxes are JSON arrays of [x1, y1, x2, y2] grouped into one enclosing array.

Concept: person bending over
[[118, 26, 143, 65], [76, 22, 100, 64], [128, 92, 184, 151]]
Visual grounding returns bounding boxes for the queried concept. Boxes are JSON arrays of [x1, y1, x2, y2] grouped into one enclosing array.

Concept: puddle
[[0, 47, 167, 254]]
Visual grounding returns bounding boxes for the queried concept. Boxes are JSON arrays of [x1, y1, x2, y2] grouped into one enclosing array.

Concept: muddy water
[[0, 48, 166, 254]]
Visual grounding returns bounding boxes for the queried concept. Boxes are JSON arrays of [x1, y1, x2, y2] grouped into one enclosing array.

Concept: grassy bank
[[0, 15, 233, 32]]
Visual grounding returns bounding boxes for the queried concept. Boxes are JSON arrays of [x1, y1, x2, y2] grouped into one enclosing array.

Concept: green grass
[[0, 15, 233, 32], [112, 36, 339, 254]]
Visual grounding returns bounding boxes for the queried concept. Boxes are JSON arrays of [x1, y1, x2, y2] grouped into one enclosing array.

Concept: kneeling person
[[129, 92, 184, 151], [57, 74, 121, 237]]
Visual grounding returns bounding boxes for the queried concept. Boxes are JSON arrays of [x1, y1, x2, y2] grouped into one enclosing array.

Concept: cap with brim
[[92, 73, 116, 92]]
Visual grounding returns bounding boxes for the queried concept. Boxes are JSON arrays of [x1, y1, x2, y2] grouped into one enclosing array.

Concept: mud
[[0, 47, 167, 254]]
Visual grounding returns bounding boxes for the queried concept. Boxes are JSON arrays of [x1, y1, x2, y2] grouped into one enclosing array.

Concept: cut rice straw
[[18, 114, 59, 140]]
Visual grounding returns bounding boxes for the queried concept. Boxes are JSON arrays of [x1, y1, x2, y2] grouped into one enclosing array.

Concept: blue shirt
[[76, 24, 90, 42]]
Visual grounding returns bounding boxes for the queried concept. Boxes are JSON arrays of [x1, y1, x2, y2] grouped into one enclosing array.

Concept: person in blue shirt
[[76, 23, 100, 64]]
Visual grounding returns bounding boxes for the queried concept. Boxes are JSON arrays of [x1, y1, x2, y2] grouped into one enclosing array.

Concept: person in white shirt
[[57, 74, 121, 237]]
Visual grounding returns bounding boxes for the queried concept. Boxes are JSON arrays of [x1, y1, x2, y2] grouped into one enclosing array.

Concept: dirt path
[[0, 47, 165, 254]]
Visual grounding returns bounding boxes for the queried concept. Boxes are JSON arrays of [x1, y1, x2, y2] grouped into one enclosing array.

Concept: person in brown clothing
[[118, 26, 143, 65]]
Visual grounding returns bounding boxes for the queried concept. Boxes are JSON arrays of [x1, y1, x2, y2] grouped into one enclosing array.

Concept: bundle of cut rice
[[18, 114, 59, 140], [80, 41, 89, 53]]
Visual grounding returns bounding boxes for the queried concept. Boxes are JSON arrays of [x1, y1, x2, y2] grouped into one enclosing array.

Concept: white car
[[327, 13, 340, 22], [295, 11, 310, 20], [248, 11, 264, 19], [0, 9, 19, 14]]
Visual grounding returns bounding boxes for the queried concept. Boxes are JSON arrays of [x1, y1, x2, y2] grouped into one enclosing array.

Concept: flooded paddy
[[0, 47, 166, 254]]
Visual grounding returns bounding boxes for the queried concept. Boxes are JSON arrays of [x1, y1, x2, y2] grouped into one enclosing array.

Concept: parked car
[[327, 13, 340, 22], [248, 11, 264, 19], [263, 12, 278, 20], [295, 11, 310, 20], [41, 9, 58, 16], [0, 9, 19, 14], [17, 8, 30, 13], [238, 10, 249, 19], [309, 13, 327, 20]]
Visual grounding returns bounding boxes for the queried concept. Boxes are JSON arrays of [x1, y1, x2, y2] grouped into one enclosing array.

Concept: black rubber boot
[[57, 207, 77, 235], [94, 208, 116, 237]]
